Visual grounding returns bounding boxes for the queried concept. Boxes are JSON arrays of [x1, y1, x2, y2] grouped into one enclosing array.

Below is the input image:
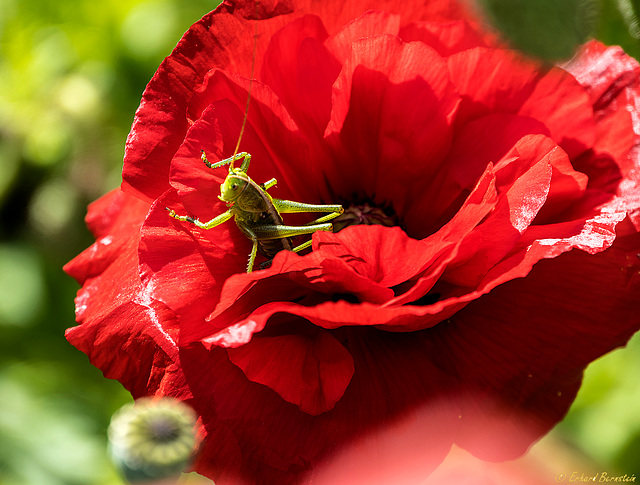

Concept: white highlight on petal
[[511, 190, 547, 233], [135, 279, 177, 349], [75, 288, 90, 316], [100, 235, 113, 246], [203, 320, 259, 348], [536, 210, 627, 251]]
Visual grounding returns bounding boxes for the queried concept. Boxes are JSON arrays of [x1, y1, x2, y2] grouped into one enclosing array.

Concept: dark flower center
[[145, 416, 182, 443], [332, 200, 400, 232]]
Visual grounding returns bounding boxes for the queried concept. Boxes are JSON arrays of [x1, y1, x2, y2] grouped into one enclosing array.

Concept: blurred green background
[[0, 0, 638, 483]]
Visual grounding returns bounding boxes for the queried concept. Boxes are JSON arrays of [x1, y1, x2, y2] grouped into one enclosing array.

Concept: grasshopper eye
[[220, 176, 247, 203]]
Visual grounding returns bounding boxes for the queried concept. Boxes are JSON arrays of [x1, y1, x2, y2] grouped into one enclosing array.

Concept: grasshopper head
[[219, 171, 248, 203]]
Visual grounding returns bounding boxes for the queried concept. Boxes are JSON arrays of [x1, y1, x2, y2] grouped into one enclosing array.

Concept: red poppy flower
[[66, 0, 640, 483]]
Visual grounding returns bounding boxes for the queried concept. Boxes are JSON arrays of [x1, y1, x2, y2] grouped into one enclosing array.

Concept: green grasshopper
[[167, 150, 343, 272], [167, 10, 343, 272]]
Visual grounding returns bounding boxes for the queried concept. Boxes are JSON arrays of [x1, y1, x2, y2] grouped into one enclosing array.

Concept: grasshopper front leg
[[202, 150, 251, 172], [166, 207, 234, 230]]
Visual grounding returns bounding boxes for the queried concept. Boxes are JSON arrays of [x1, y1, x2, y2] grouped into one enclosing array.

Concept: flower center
[[332, 200, 400, 232]]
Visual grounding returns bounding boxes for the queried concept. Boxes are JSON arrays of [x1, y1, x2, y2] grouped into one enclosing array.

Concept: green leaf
[[477, 0, 599, 60]]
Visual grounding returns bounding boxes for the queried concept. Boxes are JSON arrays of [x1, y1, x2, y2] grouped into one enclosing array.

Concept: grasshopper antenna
[[230, 1, 259, 170]]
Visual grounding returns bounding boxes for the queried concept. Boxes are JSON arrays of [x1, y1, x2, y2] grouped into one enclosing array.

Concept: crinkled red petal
[[405, 113, 550, 236], [444, 140, 555, 287], [65, 190, 186, 399], [139, 189, 248, 330], [448, 47, 596, 159], [261, 14, 339, 138], [566, 41, 640, 228], [64, 190, 150, 283]]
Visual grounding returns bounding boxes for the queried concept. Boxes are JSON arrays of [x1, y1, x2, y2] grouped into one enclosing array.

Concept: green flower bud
[[108, 397, 197, 483]]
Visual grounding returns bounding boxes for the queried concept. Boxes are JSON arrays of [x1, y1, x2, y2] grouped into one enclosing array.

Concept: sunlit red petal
[[325, 34, 459, 216], [139, 190, 247, 330], [566, 41, 640, 228], [261, 14, 339, 137], [176, 71, 318, 203], [406, 113, 550, 235], [65, 190, 185, 398], [64, 190, 150, 283], [399, 19, 487, 56], [448, 47, 596, 160], [444, 144, 554, 286]]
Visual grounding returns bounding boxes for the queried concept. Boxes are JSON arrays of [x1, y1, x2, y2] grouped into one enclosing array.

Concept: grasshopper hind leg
[[255, 225, 331, 270], [272, 199, 344, 224], [252, 201, 344, 270]]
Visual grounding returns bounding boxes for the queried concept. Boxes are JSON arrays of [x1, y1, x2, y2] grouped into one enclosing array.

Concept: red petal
[[65, 190, 185, 399], [518, 67, 595, 159], [121, 3, 296, 202], [565, 41, 640, 114], [309, 400, 457, 485], [325, 34, 459, 216], [66, 298, 185, 399], [179, 326, 459, 485], [175, 70, 318, 203], [448, 47, 543, 119], [306, 0, 474, 32], [566, 41, 640, 229], [407, 113, 550, 236], [261, 14, 340, 137], [448, 229, 640, 461], [444, 139, 555, 287], [139, 189, 247, 332], [448, 47, 596, 159], [400, 20, 486, 56], [325, 10, 401, 62], [227, 319, 355, 415], [64, 190, 150, 283]]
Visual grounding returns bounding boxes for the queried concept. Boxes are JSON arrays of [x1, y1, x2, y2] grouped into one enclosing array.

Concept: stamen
[[332, 201, 400, 232]]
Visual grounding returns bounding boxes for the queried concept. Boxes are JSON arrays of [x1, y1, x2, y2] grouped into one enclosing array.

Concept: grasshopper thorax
[[219, 171, 249, 203]]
